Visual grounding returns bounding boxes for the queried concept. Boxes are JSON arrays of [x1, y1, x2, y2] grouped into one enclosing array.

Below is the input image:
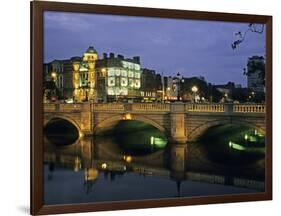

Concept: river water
[[44, 122, 265, 205]]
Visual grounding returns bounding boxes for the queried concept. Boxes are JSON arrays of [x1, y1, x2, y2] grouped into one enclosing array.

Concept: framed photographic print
[[31, 1, 272, 215]]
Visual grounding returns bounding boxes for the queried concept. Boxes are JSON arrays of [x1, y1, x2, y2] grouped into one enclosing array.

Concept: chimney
[[133, 56, 140, 64], [117, 54, 124, 59], [109, 53, 115, 58]]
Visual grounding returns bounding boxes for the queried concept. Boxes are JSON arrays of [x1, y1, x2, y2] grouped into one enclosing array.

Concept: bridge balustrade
[[91, 103, 125, 111], [186, 103, 225, 112], [132, 103, 170, 112], [43, 103, 266, 114], [233, 104, 265, 113]]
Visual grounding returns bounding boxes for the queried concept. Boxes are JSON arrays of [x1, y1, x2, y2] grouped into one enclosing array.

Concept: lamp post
[[51, 72, 57, 81], [251, 91, 255, 102], [191, 85, 198, 103]]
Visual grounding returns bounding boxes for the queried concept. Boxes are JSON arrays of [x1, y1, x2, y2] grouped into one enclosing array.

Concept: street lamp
[[191, 86, 198, 103], [51, 72, 57, 80]]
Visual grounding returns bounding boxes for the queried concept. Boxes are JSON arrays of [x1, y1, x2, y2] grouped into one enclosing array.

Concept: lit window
[[128, 71, 134, 78], [107, 87, 114, 95], [135, 80, 140, 88], [121, 77, 128, 86], [135, 72, 140, 79], [120, 87, 128, 95], [108, 68, 115, 76], [121, 70, 127, 77], [122, 61, 128, 68], [108, 77, 115, 86], [129, 79, 134, 88], [115, 69, 121, 76]]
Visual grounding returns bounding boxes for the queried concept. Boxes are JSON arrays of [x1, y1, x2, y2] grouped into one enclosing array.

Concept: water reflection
[[44, 134, 265, 205], [200, 124, 265, 166], [111, 120, 168, 155]]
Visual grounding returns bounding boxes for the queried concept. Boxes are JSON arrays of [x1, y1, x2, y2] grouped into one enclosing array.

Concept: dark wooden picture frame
[[31, 1, 272, 215]]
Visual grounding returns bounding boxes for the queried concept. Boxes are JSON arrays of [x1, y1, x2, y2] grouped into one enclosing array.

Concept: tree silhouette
[[231, 23, 264, 50]]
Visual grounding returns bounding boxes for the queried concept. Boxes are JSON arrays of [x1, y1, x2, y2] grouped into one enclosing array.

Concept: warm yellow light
[[73, 63, 80, 71], [123, 113, 132, 120], [191, 86, 198, 93], [167, 87, 171, 91], [123, 155, 132, 163], [224, 93, 228, 97], [126, 156, 132, 163], [85, 168, 99, 181], [101, 68, 106, 73], [74, 157, 81, 172], [101, 163, 107, 169], [51, 72, 57, 79]]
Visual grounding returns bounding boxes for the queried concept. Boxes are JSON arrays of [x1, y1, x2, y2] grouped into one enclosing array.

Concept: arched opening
[[44, 118, 80, 145], [198, 123, 265, 166], [95, 119, 168, 156]]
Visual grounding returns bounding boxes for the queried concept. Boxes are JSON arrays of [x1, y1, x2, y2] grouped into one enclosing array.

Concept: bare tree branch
[[231, 23, 264, 50]]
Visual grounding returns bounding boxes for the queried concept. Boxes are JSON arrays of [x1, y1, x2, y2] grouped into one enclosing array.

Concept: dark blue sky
[[44, 11, 265, 86]]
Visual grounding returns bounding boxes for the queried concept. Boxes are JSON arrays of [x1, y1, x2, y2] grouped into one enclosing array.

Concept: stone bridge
[[44, 102, 266, 143]]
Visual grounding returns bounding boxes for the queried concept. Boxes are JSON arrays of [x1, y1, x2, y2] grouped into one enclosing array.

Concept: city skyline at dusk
[[41, 7, 267, 207], [44, 11, 265, 87]]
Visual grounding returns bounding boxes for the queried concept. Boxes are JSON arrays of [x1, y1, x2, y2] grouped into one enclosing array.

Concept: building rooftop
[[85, 46, 97, 54]]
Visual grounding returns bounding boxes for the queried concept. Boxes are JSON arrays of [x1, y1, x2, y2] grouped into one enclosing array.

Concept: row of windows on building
[[107, 67, 141, 78]]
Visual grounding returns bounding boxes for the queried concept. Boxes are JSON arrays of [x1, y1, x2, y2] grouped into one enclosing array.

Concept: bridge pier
[[170, 103, 187, 143], [80, 103, 94, 136], [170, 144, 188, 172]]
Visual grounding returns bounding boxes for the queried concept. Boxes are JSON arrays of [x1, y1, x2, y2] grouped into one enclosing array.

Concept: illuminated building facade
[[43, 46, 206, 103], [163, 76, 178, 100], [140, 68, 158, 102], [44, 58, 74, 100], [95, 53, 142, 102], [72, 46, 98, 102], [44, 46, 98, 102]]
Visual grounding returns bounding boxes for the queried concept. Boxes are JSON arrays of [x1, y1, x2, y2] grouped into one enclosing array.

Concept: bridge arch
[[44, 114, 82, 136], [94, 114, 168, 135], [188, 119, 265, 141]]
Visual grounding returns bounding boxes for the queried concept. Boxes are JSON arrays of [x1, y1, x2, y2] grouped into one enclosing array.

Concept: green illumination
[[150, 136, 167, 147], [229, 141, 246, 151], [249, 135, 257, 142], [150, 136, 154, 145], [244, 134, 248, 140], [153, 137, 167, 147]]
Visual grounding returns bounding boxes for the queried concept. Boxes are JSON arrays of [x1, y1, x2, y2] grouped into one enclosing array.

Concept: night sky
[[44, 11, 265, 86]]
